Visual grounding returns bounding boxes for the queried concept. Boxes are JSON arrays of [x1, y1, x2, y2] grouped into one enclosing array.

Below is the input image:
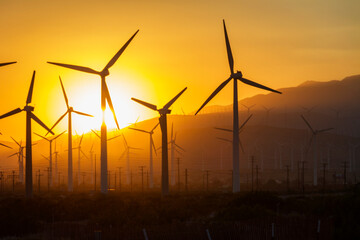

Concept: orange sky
[[0, 0, 359, 139]]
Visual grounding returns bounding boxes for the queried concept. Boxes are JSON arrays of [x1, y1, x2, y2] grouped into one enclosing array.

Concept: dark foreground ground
[[1, 186, 360, 240]]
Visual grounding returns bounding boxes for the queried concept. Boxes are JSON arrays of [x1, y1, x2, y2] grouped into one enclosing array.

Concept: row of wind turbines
[[2, 20, 338, 197]]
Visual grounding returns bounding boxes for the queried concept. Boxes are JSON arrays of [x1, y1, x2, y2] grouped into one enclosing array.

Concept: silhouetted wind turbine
[[132, 87, 187, 195], [129, 122, 159, 188], [215, 114, 252, 154], [119, 134, 142, 185], [262, 106, 274, 126], [242, 104, 256, 115], [195, 20, 281, 193], [34, 131, 65, 187], [48, 30, 139, 193], [72, 134, 88, 186], [48, 77, 93, 192], [0, 61, 16, 67], [0, 71, 54, 197], [169, 123, 185, 186], [301, 115, 333, 186]]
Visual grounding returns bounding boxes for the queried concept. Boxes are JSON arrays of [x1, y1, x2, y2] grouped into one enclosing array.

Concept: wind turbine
[[242, 104, 256, 116], [34, 131, 65, 187], [48, 30, 139, 193], [215, 114, 252, 154], [48, 77, 93, 192], [129, 122, 159, 188], [132, 87, 187, 195], [0, 61, 16, 67], [119, 134, 142, 186], [262, 106, 274, 126], [301, 115, 333, 186], [169, 123, 185, 186], [0, 71, 54, 197], [195, 20, 281, 193]]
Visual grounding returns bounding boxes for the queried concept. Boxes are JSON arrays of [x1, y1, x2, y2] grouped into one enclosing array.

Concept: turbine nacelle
[[158, 108, 171, 115], [100, 69, 110, 77], [23, 105, 34, 112], [231, 71, 243, 79], [69, 107, 74, 112]]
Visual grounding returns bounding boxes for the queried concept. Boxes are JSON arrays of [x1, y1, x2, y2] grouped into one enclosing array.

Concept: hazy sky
[[0, 0, 359, 139]]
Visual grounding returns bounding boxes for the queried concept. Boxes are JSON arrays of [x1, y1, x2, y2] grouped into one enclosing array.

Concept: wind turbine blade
[[41, 154, 49, 161], [195, 77, 232, 115], [0, 61, 16, 67], [119, 150, 126, 160], [0, 108, 22, 119], [33, 132, 48, 141], [80, 149, 89, 159], [174, 143, 185, 152], [214, 127, 232, 133], [103, 30, 139, 71], [301, 115, 315, 134], [52, 130, 66, 140], [8, 152, 18, 158], [79, 134, 84, 146], [217, 137, 232, 143], [129, 127, 149, 134], [151, 122, 160, 132], [163, 87, 187, 110], [223, 20, 234, 74], [108, 134, 121, 141], [239, 78, 282, 94], [26, 71, 36, 104], [30, 112, 55, 135], [47, 62, 99, 75], [10, 137, 21, 147], [59, 76, 69, 109], [131, 98, 157, 111], [175, 148, 183, 156], [91, 129, 101, 139], [129, 147, 143, 150], [239, 114, 253, 130], [318, 128, 334, 133], [46, 110, 68, 136], [0, 142, 12, 149], [73, 110, 93, 117], [239, 139, 245, 154], [104, 82, 120, 129], [122, 134, 128, 148], [151, 136, 157, 156]]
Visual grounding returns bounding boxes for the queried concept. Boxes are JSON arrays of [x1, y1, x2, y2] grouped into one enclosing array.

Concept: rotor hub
[[23, 105, 34, 112], [101, 69, 110, 77]]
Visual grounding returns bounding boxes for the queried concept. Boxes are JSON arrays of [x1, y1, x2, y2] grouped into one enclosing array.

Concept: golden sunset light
[[0, 0, 359, 238]]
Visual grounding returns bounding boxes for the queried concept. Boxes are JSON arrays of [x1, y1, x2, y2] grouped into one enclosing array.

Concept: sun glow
[[47, 72, 150, 135]]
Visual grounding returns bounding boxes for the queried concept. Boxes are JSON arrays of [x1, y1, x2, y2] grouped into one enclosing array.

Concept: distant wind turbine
[[215, 114, 252, 154], [119, 134, 142, 185], [129, 122, 159, 188], [48, 77, 93, 192], [195, 20, 281, 193], [301, 115, 333, 186], [169, 123, 185, 186], [242, 104, 256, 116], [0, 71, 54, 197], [34, 131, 65, 187], [48, 30, 139, 193], [132, 87, 187, 195]]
